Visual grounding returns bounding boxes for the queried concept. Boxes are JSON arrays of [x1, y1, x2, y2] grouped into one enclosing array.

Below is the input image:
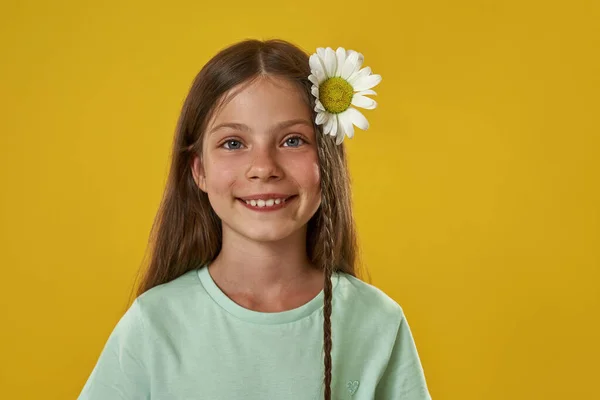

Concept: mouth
[[236, 195, 298, 211]]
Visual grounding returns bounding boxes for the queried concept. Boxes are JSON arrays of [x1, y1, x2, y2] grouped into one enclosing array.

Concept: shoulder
[[137, 268, 202, 303], [134, 268, 206, 326], [335, 271, 406, 328], [332, 272, 412, 364], [337, 272, 405, 315]]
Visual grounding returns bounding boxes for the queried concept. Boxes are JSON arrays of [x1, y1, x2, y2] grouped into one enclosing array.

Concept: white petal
[[335, 114, 346, 144], [346, 50, 364, 68], [335, 47, 346, 77], [323, 47, 337, 78], [314, 100, 326, 112], [314, 68, 327, 84], [346, 107, 369, 130], [345, 126, 354, 139], [348, 66, 371, 86], [329, 114, 338, 138], [308, 74, 319, 86], [351, 94, 377, 110], [353, 74, 382, 92], [316, 47, 326, 60], [345, 51, 364, 77], [335, 129, 345, 145], [338, 111, 355, 140], [322, 113, 335, 136], [336, 114, 344, 138], [315, 111, 327, 125], [341, 51, 360, 80], [311, 85, 319, 98], [357, 89, 377, 96], [309, 54, 325, 78]]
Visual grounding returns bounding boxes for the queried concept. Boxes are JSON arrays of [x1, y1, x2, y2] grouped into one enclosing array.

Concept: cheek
[[305, 162, 322, 212], [204, 158, 238, 194], [291, 155, 321, 194], [309, 162, 321, 189]]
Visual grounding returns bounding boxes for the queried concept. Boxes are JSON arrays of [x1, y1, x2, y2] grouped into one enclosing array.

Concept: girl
[[78, 39, 432, 400]]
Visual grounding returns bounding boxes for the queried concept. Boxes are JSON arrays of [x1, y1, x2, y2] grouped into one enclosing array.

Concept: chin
[[242, 226, 298, 243], [222, 219, 303, 243]]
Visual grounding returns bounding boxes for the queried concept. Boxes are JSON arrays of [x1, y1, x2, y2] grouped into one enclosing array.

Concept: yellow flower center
[[319, 77, 354, 114]]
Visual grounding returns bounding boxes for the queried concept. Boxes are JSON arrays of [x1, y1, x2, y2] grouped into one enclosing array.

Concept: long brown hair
[[131, 38, 369, 400]]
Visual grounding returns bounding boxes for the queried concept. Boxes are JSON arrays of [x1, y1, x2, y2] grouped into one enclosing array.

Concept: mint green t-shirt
[[78, 265, 432, 399]]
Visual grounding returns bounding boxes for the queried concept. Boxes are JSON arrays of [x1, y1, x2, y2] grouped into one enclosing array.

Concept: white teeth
[[243, 197, 289, 208]]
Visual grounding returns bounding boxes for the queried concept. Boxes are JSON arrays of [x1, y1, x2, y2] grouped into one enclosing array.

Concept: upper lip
[[237, 193, 296, 201]]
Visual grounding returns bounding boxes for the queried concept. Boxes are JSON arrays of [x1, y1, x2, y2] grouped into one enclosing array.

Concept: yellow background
[[1, 0, 598, 398]]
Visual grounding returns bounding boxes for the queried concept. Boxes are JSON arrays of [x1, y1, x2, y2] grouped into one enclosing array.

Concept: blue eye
[[221, 136, 305, 150], [284, 136, 305, 147], [223, 140, 244, 150]]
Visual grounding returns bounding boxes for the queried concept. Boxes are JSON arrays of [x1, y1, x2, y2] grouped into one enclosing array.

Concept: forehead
[[208, 76, 312, 128]]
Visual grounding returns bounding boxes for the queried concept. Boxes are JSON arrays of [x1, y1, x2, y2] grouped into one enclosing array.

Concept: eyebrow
[[208, 118, 313, 136]]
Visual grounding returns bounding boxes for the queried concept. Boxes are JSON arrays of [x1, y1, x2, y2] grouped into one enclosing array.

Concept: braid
[[321, 213, 334, 400], [317, 137, 338, 400]]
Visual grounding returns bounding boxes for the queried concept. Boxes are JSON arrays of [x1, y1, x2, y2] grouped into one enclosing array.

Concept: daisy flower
[[309, 47, 382, 144]]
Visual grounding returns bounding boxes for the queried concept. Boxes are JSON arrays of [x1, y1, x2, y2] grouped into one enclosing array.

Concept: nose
[[246, 145, 283, 181]]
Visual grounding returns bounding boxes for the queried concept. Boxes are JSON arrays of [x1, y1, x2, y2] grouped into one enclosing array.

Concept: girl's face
[[192, 76, 321, 243]]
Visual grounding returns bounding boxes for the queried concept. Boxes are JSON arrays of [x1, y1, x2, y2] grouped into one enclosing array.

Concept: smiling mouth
[[236, 195, 298, 210]]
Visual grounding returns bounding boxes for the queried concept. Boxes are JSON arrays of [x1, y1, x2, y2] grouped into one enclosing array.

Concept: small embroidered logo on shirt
[[346, 380, 359, 396]]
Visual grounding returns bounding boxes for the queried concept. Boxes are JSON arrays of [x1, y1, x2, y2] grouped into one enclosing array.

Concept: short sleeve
[[77, 299, 150, 400], [375, 311, 432, 399]]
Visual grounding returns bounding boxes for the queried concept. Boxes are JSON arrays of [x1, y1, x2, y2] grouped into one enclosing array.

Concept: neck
[[208, 223, 319, 298]]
